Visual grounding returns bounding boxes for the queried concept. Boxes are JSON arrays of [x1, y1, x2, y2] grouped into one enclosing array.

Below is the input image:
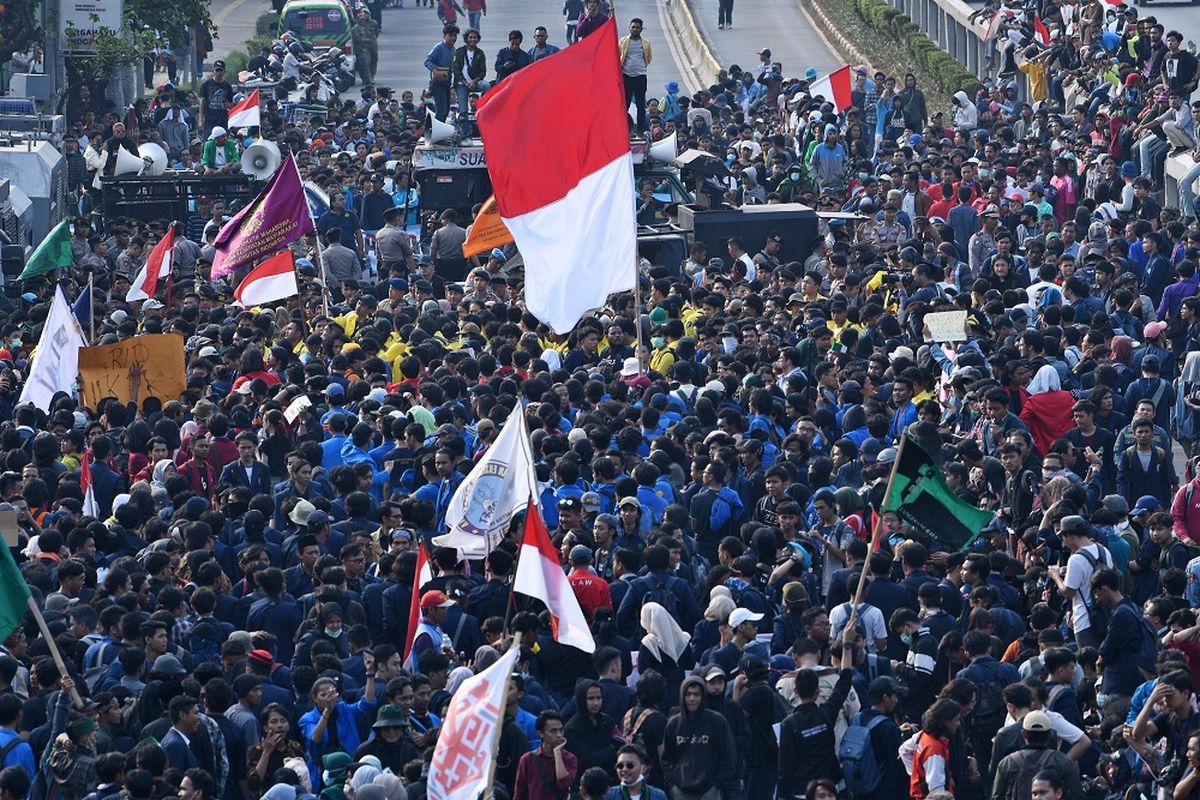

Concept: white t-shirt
[[830, 601, 888, 653], [1002, 708, 1085, 744], [1064, 542, 1112, 632]]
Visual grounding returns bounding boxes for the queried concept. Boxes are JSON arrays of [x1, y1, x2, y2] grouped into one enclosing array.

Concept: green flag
[[18, 220, 73, 280], [882, 434, 994, 552], [0, 542, 30, 643]]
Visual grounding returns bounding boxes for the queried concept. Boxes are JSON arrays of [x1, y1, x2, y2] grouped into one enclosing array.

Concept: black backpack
[[1009, 748, 1055, 800], [641, 575, 681, 622], [970, 662, 1006, 738]]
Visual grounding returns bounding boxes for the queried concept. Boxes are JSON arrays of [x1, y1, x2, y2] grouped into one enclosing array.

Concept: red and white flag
[[513, 499, 595, 653], [81, 449, 99, 518], [808, 65, 854, 112], [1033, 14, 1050, 45], [234, 250, 298, 306], [427, 644, 519, 800], [402, 542, 434, 666], [227, 90, 262, 129], [127, 226, 175, 302], [475, 19, 635, 335]]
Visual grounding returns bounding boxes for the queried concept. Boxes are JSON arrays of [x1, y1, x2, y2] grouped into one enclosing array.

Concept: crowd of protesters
[[8, 0, 1200, 799]]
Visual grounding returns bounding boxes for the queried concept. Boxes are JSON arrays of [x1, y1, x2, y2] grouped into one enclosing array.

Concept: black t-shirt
[[200, 79, 234, 117], [1149, 708, 1200, 767], [1163, 51, 1199, 95]]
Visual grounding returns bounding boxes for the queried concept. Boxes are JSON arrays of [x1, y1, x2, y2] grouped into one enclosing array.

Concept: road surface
[[206, 0, 836, 98]]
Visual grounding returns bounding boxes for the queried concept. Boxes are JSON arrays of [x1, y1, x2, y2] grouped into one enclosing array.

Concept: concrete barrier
[[665, 0, 722, 86], [1166, 151, 1198, 214]]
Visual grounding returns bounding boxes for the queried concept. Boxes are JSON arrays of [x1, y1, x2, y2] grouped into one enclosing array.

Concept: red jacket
[[1020, 389, 1076, 456], [568, 569, 613, 621], [1171, 479, 1200, 545]]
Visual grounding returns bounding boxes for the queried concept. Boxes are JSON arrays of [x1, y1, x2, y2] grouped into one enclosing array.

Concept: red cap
[[248, 649, 274, 666], [419, 590, 454, 610]]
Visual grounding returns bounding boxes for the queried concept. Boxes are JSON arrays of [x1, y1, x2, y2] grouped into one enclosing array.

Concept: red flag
[[81, 449, 99, 518], [808, 65, 854, 112], [1033, 14, 1050, 46], [234, 250, 298, 306], [512, 500, 595, 652], [402, 542, 433, 666], [474, 19, 635, 334], [127, 226, 175, 302], [227, 90, 262, 129]]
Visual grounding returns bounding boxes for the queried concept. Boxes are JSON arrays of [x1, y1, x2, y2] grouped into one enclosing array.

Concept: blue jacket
[[615, 570, 701, 637], [0, 727, 35, 777], [299, 694, 378, 789]]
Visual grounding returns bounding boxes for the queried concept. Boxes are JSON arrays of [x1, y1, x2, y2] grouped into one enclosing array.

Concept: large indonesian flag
[[427, 645, 519, 800], [475, 18, 636, 334], [234, 249, 299, 306], [809, 65, 853, 112], [402, 542, 434, 668], [127, 225, 175, 302], [81, 449, 99, 518], [513, 499, 596, 653], [227, 90, 262, 129]]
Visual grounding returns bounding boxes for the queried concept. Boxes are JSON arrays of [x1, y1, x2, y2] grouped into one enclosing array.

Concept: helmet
[[327, 46, 340, 57], [280, 31, 295, 42], [289, 42, 304, 55], [273, 45, 285, 56], [268, 54, 282, 66]]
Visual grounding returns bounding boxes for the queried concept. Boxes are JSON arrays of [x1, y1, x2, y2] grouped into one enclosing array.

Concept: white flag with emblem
[[436, 402, 536, 557]]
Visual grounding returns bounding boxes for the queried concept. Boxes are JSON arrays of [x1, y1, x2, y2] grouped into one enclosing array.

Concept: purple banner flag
[[211, 152, 314, 279]]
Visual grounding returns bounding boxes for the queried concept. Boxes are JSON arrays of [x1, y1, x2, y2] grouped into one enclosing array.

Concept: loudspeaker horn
[[425, 113, 457, 145], [241, 140, 282, 180], [114, 147, 146, 176], [138, 143, 169, 176], [649, 132, 678, 163]]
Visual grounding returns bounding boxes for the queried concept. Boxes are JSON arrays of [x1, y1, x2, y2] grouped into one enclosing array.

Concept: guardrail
[[884, 0, 990, 77], [667, 0, 721, 86]]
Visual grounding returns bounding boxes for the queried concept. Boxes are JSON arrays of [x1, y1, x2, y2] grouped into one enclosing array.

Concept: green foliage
[[256, 13, 277, 36], [0, 0, 42, 63], [71, 0, 215, 79], [852, 0, 979, 95]]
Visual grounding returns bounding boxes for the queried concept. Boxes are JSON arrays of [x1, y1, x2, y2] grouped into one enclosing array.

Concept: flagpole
[[25, 597, 84, 709], [480, 631, 522, 800], [290, 152, 331, 318], [87, 275, 95, 344], [845, 433, 907, 636]]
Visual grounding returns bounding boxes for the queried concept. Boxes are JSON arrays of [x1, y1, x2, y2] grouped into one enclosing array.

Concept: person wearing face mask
[[890, 607, 940, 721], [606, 745, 666, 800], [775, 165, 805, 202]]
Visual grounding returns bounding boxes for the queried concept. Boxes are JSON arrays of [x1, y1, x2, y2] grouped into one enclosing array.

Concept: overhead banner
[[78, 333, 186, 407], [59, 0, 124, 53]]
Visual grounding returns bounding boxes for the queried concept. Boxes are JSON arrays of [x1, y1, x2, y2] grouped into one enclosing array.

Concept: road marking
[[214, 0, 259, 34]]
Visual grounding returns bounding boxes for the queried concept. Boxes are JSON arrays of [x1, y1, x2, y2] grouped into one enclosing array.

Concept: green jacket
[[990, 746, 1083, 800], [200, 139, 239, 170]]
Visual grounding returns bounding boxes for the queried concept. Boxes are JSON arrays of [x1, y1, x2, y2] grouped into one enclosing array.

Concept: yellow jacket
[[618, 35, 652, 69]]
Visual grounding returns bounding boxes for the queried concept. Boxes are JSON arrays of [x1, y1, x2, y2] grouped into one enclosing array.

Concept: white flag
[[436, 402, 536, 557], [18, 286, 86, 411], [427, 646, 519, 800]]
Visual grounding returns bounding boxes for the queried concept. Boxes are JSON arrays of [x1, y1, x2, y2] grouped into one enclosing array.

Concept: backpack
[[1076, 545, 1112, 625], [1118, 600, 1161, 679], [622, 706, 657, 751], [83, 641, 118, 694], [969, 662, 1006, 737], [837, 713, 888, 795], [1009, 749, 1055, 800], [641, 575, 681, 623]]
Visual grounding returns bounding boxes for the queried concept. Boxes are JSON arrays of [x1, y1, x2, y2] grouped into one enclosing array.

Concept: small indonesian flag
[[234, 250, 298, 306], [81, 449, 99, 518], [403, 542, 434, 667], [513, 499, 596, 653], [808, 65, 854, 112], [227, 90, 262, 129], [127, 225, 175, 302], [1033, 14, 1050, 45], [475, 19, 636, 334]]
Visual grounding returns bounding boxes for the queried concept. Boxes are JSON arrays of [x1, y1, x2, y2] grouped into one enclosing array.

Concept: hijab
[[1111, 335, 1133, 366], [1027, 364, 1061, 395], [704, 593, 735, 623], [640, 601, 691, 662], [446, 665, 474, 695], [151, 459, 174, 489]]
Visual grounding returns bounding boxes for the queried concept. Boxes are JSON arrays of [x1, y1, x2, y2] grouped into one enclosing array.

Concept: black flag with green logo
[[882, 434, 994, 552]]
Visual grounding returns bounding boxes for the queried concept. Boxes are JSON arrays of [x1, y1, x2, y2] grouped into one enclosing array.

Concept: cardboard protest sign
[[924, 310, 968, 343], [79, 334, 186, 407]]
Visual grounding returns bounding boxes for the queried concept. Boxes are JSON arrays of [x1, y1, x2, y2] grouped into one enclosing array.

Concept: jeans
[[718, 0, 734, 26], [429, 79, 451, 121], [745, 767, 777, 800], [455, 81, 489, 130], [1136, 133, 1168, 181], [623, 73, 647, 131], [1179, 159, 1200, 221], [468, 10, 481, 31]]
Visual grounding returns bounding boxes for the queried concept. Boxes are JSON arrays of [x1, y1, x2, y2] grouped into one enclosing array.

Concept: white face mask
[[722, 336, 739, 353]]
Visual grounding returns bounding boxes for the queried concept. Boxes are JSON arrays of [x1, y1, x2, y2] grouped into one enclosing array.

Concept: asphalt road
[[206, 0, 836, 98]]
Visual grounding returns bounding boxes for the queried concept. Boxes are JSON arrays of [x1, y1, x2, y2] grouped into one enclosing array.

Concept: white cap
[[621, 357, 640, 377], [198, 346, 219, 358], [143, 299, 165, 311], [729, 608, 764, 628], [209, 126, 227, 139], [890, 345, 915, 363]]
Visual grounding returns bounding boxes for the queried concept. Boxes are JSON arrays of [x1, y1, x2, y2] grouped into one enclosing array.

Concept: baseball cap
[[580, 491, 601, 512], [617, 496, 640, 510], [1058, 515, 1090, 537], [569, 545, 593, 564], [1131, 495, 1161, 516], [557, 496, 582, 511], [877, 447, 898, 465], [325, 383, 345, 397], [739, 654, 770, 681], [702, 664, 727, 682], [419, 590, 455, 610], [1022, 710, 1052, 732], [729, 608, 764, 628]]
